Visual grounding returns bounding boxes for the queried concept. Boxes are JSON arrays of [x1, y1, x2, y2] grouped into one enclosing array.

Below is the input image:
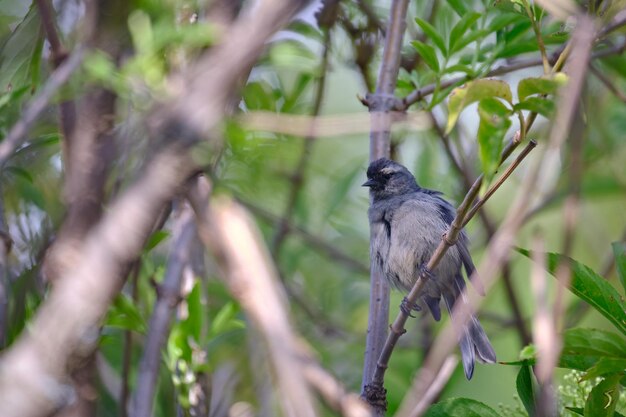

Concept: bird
[[363, 157, 496, 379]]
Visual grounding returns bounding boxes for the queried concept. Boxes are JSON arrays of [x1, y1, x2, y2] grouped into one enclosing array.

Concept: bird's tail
[[443, 276, 496, 380]]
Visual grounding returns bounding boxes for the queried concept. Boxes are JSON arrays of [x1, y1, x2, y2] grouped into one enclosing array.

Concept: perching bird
[[363, 158, 496, 379]]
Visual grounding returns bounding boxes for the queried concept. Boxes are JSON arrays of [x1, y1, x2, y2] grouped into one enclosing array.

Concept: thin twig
[[590, 63, 626, 103], [0, 48, 84, 166]]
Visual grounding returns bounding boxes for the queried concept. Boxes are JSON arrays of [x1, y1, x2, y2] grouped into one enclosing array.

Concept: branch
[[394, 16, 596, 417], [0, 0, 307, 415], [187, 177, 318, 417], [0, 49, 84, 166], [362, 0, 410, 406], [131, 205, 197, 417]]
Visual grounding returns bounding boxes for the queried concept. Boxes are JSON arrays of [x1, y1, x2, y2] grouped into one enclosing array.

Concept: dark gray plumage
[[364, 158, 496, 379]]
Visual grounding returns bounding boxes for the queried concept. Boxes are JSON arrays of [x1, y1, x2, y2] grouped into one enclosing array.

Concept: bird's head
[[363, 158, 419, 201]]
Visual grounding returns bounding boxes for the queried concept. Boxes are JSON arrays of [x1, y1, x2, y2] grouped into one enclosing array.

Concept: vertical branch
[[131, 205, 197, 417], [361, 0, 410, 407]]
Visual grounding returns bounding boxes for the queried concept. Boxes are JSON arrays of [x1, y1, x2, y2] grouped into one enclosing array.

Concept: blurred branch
[[241, 199, 368, 274], [299, 348, 372, 417], [0, 49, 84, 166], [362, 0, 410, 408], [119, 263, 141, 417], [590, 63, 626, 103], [36, 0, 67, 66], [270, 27, 331, 254], [394, 16, 596, 417], [0, 0, 307, 415], [405, 356, 458, 417], [187, 177, 318, 417], [132, 205, 197, 417]]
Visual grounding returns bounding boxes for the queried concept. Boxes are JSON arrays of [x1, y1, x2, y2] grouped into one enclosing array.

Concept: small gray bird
[[363, 158, 496, 379]]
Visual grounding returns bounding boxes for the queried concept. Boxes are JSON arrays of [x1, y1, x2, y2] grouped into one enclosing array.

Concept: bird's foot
[[418, 264, 435, 281], [400, 296, 421, 317]]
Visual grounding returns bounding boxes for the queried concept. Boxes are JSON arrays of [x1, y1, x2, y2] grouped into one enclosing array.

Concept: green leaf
[[560, 328, 626, 371], [566, 408, 584, 416], [612, 242, 626, 295], [516, 364, 536, 416], [425, 398, 500, 417], [518, 73, 568, 101], [517, 250, 626, 336], [411, 41, 440, 72], [145, 230, 170, 251], [287, 20, 324, 43], [0, 6, 41, 93], [415, 17, 447, 55], [105, 294, 146, 333], [446, 79, 513, 133], [269, 40, 318, 75], [445, 0, 468, 17], [584, 374, 622, 417], [514, 97, 556, 117], [451, 29, 490, 54], [324, 161, 362, 219], [180, 281, 203, 342], [441, 64, 475, 77], [520, 344, 538, 361], [477, 97, 512, 180], [210, 302, 245, 337], [449, 12, 481, 53], [488, 13, 527, 32], [581, 357, 626, 381], [492, 0, 526, 15]]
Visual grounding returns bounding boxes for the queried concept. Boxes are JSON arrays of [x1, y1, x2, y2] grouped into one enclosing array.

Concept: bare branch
[[362, 0, 410, 406]]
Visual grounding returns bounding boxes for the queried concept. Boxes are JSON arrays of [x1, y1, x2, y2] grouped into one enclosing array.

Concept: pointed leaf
[[415, 17, 447, 55], [445, 0, 468, 17], [514, 97, 556, 117], [584, 374, 622, 417], [518, 73, 568, 101], [580, 357, 626, 381], [560, 328, 626, 371], [446, 79, 512, 133], [516, 364, 536, 416], [449, 12, 481, 53], [411, 40, 440, 72], [517, 250, 626, 336], [477, 97, 512, 181], [424, 398, 500, 417]]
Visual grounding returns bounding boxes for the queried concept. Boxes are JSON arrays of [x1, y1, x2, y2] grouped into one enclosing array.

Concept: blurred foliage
[[0, 0, 625, 416]]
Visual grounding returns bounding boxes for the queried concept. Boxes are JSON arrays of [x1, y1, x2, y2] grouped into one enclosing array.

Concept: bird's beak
[[362, 179, 376, 187]]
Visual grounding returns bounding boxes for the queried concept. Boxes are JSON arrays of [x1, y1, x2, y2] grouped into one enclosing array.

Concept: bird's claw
[[419, 264, 435, 281], [400, 296, 421, 318]]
